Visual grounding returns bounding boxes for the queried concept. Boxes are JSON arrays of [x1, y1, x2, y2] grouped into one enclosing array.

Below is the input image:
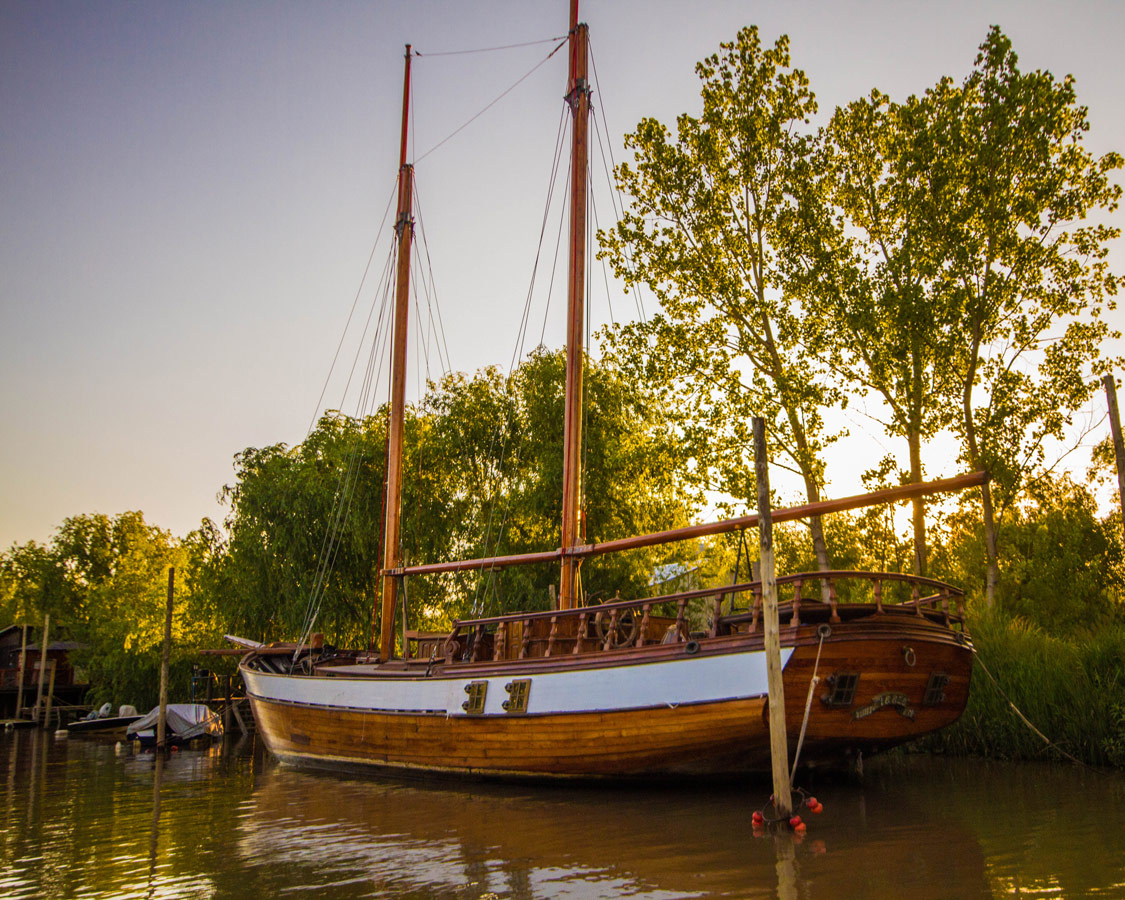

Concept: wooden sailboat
[[241, 2, 980, 780]]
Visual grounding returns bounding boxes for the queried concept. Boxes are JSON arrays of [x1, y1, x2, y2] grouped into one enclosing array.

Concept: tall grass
[[922, 607, 1125, 767]]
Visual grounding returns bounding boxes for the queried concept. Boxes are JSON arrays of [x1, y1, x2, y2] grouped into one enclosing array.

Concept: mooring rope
[[972, 651, 1086, 767], [789, 623, 830, 785]]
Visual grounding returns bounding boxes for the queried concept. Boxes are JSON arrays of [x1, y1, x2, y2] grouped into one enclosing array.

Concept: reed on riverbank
[[922, 607, 1125, 767]]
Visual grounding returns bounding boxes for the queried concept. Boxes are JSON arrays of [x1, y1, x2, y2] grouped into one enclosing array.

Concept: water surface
[[1, 730, 1122, 898]]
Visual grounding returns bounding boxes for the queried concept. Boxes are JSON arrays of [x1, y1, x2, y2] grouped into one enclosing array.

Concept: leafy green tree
[[931, 28, 1122, 605], [0, 511, 221, 708], [803, 86, 963, 576], [398, 348, 701, 623], [601, 27, 841, 581], [0, 540, 60, 625], [934, 476, 1124, 631], [214, 350, 700, 648], [215, 412, 387, 646]]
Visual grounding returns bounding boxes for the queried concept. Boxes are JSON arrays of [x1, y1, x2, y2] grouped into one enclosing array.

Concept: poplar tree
[[804, 87, 964, 578], [601, 27, 840, 574], [933, 29, 1121, 605]]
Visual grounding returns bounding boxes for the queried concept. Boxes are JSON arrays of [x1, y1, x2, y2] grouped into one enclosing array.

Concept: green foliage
[[923, 607, 1125, 767], [601, 27, 841, 548], [212, 411, 387, 646], [0, 511, 225, 709], [949, 30, 1121, 476], [935, 476, 1125, 630], [211, 349, 701, 646]]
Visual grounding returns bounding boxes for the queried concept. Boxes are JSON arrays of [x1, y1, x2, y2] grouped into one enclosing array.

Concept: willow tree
[[932, 29, 1122, 605], [406, 348, 702, 619], [602, 27, 839, 573], [214, 350, 699, 645]]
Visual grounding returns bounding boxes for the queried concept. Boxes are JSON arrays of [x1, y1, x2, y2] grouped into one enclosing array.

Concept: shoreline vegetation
[[2, 452, 1121, 768], [3, 21, 1123, 768], [920, 609, 1125, 769]]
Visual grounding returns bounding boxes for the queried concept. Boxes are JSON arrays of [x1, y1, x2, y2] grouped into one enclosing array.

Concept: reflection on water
[[0, 728, 1122, 899]]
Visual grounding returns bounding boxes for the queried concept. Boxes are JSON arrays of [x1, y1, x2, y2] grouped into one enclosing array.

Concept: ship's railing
[[416, 570, 967, 664]]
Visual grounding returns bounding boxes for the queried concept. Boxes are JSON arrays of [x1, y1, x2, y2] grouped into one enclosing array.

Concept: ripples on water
[[1, 728, 1122, 899]]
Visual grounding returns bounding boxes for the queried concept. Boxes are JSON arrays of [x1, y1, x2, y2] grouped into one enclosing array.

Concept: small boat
[[126, 703, 222, 747], [66, 703, 141, 739], [241, 2, 981, 781]]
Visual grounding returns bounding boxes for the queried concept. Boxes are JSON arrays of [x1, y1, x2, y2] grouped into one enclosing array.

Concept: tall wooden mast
[[379, 44, 414, 661], [559, 0, 589, 610]]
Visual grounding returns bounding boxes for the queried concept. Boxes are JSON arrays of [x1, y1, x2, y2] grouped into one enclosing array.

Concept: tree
[[934, 476, 1124, 630], [802, 86, 963, 576], [933, 28, 1122, 605], [216, 412, 387, 646], [401, 348, 702, 621], [214, 350, 700, 648], [601, 27, 841, 579], [0, 511, 220, 708]]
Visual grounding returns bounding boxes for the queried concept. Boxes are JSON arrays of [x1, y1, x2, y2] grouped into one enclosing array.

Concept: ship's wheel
[[594, 596, 638, 648]]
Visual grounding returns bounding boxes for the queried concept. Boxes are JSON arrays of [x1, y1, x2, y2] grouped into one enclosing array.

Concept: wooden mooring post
[[1104, 374, 1125, 538], [43, 659, 57, 729], [753, 417, 792, 819], [157, 567, 174, 750], [32, 614, 49, 725], [15, 624, 28, 719]]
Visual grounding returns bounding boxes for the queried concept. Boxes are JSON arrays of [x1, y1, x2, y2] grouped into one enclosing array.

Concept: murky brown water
[[1, 728, 1122, 899]]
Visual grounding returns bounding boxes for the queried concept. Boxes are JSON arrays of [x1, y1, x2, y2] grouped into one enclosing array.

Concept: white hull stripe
[[243, 648, 793, 716]]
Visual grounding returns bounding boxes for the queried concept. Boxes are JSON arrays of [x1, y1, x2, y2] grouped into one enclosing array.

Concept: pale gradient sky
[[2, 0, 1123, 549]]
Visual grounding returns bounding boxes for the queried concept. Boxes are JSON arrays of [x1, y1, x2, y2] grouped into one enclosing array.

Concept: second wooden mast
[[559, 1, 589, 611], [379, 44, 414, 662], [380, 8, 588, 651]]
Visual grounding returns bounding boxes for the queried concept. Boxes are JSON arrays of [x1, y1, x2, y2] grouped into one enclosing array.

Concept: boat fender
[[684, 640, 700, 655]]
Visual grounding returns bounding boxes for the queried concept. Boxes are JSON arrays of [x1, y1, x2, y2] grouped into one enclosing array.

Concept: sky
[[2, 0, 1124, 550]]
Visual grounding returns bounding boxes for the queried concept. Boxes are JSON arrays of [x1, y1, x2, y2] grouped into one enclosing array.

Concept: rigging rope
[[509, 102, 570, 372], [412, 182, 453, 375], [415, 35, 568, 57], [973, 650, 1087, 767], [790, 625, 829, 784], [415, 37, 568, 163], [466, 101, 573, 617], [294, 226, 398, 652], [538, 152, 571, 348], [294, 29, 647, 633], [586, 115, 617, 328], [589, 38, 647, 324], [306, 180, 399, 437]]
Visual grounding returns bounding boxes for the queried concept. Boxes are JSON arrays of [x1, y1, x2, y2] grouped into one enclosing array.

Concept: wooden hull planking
[[244, 616, 972, 779]]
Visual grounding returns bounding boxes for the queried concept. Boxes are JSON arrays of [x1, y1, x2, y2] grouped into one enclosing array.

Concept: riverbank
[[920, 608, 1125, 767]]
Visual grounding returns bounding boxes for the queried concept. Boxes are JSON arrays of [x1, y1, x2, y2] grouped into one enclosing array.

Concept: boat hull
[[243, 615, 972, 780], [65, 715, 142, 740]]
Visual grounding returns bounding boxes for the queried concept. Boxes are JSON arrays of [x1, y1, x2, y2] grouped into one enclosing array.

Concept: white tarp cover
[[126, 703, 222, 740]]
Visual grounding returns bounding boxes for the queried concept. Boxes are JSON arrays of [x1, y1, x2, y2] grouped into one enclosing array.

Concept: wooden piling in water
[[43, 659, 57, 729], [33, 614, 49, 725], [753, 418, 792, 819], [157, 567, 174, 750], [15, 624, 28, 719]]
